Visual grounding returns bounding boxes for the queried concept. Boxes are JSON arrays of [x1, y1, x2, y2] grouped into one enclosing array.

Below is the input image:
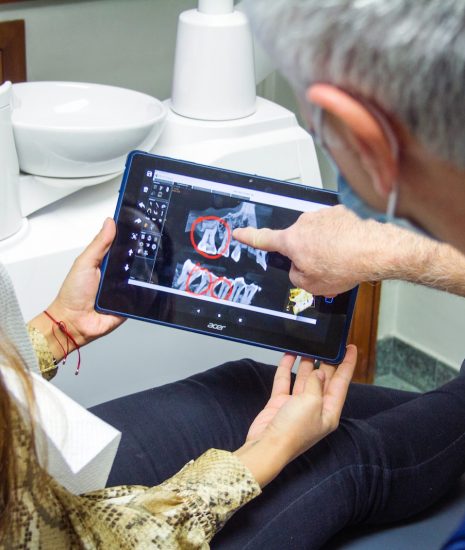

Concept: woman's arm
[[70, 350, 356, 548], [27, 218, 125, 377]]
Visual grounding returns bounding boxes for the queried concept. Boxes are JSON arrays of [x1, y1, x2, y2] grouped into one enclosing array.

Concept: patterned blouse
[[2, 327, 261, 548]]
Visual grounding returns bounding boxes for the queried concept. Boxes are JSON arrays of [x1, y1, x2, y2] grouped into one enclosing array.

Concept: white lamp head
[[171, 0, 256, 121]]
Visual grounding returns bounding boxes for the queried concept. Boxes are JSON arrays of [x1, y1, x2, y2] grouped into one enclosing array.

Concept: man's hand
[[233, 204, 465, 297], [29, 218, 125, 361], [234, 346, 357, 487], [234, 205, 383, 296]]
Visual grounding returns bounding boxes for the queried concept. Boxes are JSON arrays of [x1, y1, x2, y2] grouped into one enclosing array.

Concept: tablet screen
[[96, 152, 358, 363]]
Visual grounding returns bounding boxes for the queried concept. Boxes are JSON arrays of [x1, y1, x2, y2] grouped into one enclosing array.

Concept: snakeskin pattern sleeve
[[59, 448, 261, 548], [27, 324, 58, 381]]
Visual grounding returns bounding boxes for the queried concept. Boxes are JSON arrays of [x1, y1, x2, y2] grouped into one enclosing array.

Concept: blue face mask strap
[[311, 104, 325, 147], [311, 95, 401, 220], [359, 100, 401, 221]]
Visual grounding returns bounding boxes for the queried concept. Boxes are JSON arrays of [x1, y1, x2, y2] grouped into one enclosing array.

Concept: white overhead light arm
[[235, 1, 276, 85], [198, 0, 234, 14]]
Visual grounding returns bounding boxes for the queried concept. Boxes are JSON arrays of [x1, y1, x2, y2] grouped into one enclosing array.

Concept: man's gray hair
[[244, 0, 465, 169]]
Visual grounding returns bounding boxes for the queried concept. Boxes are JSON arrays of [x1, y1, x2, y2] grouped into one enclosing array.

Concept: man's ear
[[307, 84, 398, 198]]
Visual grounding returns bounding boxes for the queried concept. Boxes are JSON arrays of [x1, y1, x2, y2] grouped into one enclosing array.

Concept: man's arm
[[234, 205, 465, 297]]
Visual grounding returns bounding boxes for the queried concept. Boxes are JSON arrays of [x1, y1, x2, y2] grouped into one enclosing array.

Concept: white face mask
[[385, 185, 399, 222]]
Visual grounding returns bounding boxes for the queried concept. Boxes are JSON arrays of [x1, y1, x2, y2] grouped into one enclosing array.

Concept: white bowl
[[11, 82, 167, 178]]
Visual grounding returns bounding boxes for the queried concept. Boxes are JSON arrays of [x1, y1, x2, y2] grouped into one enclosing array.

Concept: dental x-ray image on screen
[[96, 153, 358, 363]]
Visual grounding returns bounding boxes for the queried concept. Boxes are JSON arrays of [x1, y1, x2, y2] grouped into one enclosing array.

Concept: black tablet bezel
[[95, 152, 358, 364]]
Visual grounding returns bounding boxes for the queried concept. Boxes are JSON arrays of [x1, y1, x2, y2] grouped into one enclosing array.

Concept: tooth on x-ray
[[173, 258, 196, 289], [188, 269, 211, 294], [255, 249, 268, 271], [173, 259, 211, 294], [211, 278, 231, 300], [219, 229, 230, 258], [231, 242, 242, 262], [197, 221, 218, 255], [230, 276, 261, 304]]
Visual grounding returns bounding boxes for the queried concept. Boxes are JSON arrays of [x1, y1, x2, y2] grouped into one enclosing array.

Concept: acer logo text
[[207, 323, 226, 331]]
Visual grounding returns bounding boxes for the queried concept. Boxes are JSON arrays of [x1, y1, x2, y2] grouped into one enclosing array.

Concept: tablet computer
[[96, 152, 358, 364]]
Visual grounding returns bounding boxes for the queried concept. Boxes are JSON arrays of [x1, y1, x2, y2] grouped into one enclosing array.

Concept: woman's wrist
[[28, 304, 82, 363], [234, 435, 291, 488]]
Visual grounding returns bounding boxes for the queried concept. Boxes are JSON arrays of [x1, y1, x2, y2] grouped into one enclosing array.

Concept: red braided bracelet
[[44, 310, 81, 375]]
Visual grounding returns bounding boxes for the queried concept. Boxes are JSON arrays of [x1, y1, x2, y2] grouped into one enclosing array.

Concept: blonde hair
[[0, 333, 40, 534]]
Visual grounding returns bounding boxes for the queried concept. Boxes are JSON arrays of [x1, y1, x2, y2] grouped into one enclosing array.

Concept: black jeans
[[90, 359, 465, 549]]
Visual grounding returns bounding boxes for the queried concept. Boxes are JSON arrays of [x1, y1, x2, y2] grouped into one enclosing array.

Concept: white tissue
[[3, 367, 121, 495]]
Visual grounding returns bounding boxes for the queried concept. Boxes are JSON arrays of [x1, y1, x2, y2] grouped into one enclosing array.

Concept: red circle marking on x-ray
[[186, 264, 212, 296], [211, 277, 234, 301], [190, 216, 232, 260]]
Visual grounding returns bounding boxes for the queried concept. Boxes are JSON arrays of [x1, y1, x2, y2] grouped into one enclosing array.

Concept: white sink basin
[[11, 82, 167, 178]]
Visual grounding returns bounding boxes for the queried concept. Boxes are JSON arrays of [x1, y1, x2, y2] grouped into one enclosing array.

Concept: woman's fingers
[[78, 217, 116, 269], [302, 368, 326, 399], [271, 353, 296, 398], [293, 356, 315, 395], [319, 362, 337, 393], [321, 345, 358, 427]]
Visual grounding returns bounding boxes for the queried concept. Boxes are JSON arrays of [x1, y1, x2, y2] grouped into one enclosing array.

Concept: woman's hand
[[29, 218, 125, 361], [234, 346, 357, 487]]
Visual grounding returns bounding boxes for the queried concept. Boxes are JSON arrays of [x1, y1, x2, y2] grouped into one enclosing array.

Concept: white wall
[[377, 281, 399, 340], [0, 0, 197, 99], [378, 282, 465, 370], [259, 72, 338, 190]]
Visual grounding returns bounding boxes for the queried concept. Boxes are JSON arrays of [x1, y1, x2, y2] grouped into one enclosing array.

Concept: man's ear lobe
[[306, 84, 398, 198]]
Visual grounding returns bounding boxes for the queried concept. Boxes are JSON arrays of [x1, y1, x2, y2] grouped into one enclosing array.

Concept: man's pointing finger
[[233, 227, 285, 253]]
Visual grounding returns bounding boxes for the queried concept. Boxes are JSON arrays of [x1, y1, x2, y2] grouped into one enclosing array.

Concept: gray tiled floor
[[376, 337, 458, 392], [374, 373, 419, 392]]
